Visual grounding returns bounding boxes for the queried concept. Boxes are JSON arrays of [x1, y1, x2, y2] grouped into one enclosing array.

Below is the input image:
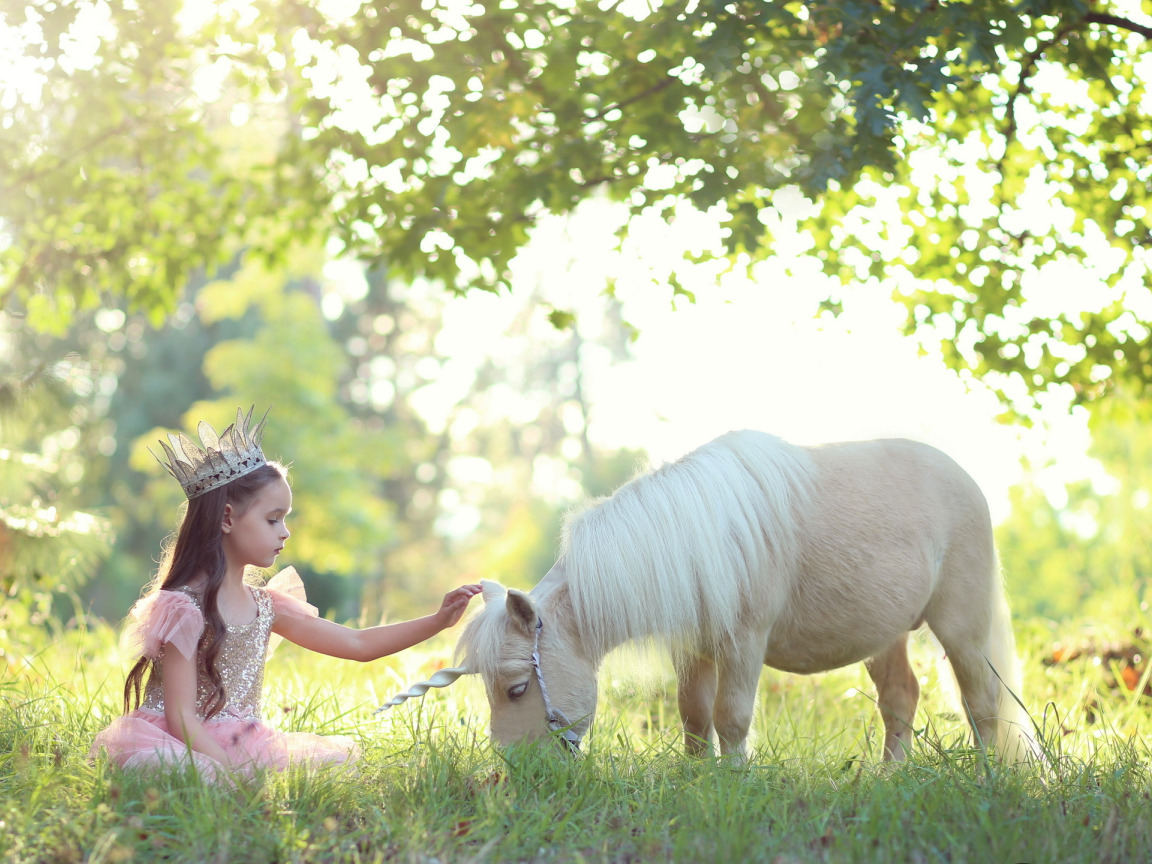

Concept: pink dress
[[91, 568, 358, 782]]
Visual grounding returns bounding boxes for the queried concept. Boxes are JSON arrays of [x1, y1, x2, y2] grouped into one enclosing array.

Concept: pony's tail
[[984, 574, 1040, 763]]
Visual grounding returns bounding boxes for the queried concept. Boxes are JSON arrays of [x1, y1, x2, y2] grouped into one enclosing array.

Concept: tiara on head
[[153, 406, 270, 499]]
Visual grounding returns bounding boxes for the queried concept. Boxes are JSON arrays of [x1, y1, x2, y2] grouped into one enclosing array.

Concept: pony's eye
[[508, 682, 529, 699]]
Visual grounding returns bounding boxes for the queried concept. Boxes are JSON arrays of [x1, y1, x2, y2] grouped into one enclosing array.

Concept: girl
[[91, 407, 481, 782]]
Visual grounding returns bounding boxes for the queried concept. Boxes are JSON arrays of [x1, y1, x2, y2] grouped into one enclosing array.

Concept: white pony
[[452, 431, 1035, 762]]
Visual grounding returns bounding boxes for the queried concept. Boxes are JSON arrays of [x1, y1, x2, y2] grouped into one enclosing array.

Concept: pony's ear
[[480, 579, 507, 604], [505, 588, 537, 636]]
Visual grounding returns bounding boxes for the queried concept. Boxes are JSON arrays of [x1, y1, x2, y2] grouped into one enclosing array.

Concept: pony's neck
[[531, 562, 620, 665], [532, 562, 567, 599]]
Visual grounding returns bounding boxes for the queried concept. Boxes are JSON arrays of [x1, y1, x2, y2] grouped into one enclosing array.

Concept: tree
[[3, 0, 1149, 406], [98, 249, 404, 620], [0, 353, 111, 645], [323, 262, 643, 617], [997, 387, 1152, 621], [1, 0, 253, 332]]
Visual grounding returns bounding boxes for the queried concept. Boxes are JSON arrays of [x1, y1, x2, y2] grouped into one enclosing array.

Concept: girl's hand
[[436, 583, 482, 629]]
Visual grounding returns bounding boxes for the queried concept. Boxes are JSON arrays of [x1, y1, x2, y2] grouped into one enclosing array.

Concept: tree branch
[[1002, 25, 1069, 151], [1083, 12, 1152, 40], [997, 8, 1149, 176], [582, 76, 676, 124], [4, 121, 133, 190]]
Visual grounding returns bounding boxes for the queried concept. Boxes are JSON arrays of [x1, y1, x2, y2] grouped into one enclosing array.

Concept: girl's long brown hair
[[122, 462, 287, 719]]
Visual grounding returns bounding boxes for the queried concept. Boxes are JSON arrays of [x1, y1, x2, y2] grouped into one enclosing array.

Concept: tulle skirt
[[91, 709, 359, 783]]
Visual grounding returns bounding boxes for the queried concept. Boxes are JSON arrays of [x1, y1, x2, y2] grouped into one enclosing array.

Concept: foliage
[[0, 336, 111, 648], [810, 0, 1152, 410], [1, 227, 642, 627], [6, 613, 1152, 862], [0, 0, 264, 333], [72, 252, 410, 621], [3, 0, 1150, 407], [997, 482, 1098, 621], [184, 254, 397, 579], [998, 387, 1152, 621]]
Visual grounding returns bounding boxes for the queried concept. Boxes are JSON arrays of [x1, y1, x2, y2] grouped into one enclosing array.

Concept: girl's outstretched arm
[[161, 645, 234, 766], [272, 583, 482, 662]]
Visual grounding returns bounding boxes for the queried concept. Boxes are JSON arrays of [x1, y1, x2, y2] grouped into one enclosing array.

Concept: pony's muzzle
[[556, 728, 581, 756]]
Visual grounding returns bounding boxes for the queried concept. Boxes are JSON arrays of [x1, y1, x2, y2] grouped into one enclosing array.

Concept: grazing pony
[[454, 431, 1035, 762]]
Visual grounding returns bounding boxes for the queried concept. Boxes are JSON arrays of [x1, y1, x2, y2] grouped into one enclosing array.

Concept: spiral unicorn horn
[[374, 666, 469, 715]]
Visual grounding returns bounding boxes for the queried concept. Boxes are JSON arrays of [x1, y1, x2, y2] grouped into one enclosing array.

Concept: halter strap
[[532, 618, 581, 753]]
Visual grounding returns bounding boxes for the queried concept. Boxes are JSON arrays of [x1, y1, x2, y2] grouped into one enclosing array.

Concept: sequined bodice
[[140, 587, 275, 721]]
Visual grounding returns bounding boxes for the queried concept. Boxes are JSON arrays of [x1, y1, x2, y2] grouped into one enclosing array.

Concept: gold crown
[[153, 406, 270, 499]]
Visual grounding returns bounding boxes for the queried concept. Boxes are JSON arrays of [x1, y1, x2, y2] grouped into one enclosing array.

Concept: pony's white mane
[[562, 431, 814, 658], [457, 431, 815, 672]]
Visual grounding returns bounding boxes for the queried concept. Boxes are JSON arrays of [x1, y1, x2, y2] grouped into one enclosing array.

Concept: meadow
[[3, 614, 1152, 864]]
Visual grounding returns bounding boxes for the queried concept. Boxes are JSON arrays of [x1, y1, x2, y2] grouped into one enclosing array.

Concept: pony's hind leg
[[676, 654, 717, 756], [865, 635, 920, 761], [934, 641, 1001, 751], [926, 569, 1021, 758]]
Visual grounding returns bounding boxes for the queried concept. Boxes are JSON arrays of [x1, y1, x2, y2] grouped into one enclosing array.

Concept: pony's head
[[455, 579, 597, 751]]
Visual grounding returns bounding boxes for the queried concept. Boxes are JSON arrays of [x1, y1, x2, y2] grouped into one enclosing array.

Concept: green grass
[[4, 619, 1152, 863]]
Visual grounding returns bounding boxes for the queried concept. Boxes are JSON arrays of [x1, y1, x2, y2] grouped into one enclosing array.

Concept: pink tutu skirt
[[92, 709, 358, 783]]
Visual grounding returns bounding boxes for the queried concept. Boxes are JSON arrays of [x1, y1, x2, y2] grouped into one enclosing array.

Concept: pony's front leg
[[676, 654, 717, 756], [713, 648, 764, 762], [864, 636, 920, 761]]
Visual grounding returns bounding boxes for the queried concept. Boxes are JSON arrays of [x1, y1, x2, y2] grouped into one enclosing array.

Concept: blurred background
[[3, 0, 1151, 659], [7, 231, 1151, 643]]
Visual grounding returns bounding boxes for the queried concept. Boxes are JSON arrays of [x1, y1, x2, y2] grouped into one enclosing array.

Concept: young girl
[[91, 407, 481, 782]]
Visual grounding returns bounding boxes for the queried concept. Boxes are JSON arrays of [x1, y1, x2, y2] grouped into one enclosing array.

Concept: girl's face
[[221, 476, 292, 570]]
